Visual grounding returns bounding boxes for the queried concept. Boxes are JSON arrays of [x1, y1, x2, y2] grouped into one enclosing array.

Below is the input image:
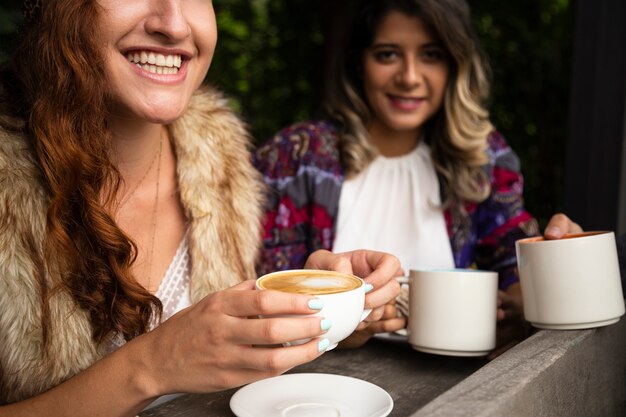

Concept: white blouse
[[333, 141, 455, 273], [155, 232, 192, 320]]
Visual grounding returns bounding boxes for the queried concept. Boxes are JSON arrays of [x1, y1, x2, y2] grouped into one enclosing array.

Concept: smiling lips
[[126, 51, 183, 75], [388, 94, 425, 111]]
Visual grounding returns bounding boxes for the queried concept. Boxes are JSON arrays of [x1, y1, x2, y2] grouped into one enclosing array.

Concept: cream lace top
[[102, 233, 192, 355]]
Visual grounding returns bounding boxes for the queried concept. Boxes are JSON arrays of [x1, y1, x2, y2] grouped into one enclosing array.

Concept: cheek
[[363, 63, 390, 90], [431, 69, 449, 101], [363, 66, 394, 108], [363, 80, 385, 115], [193, 27, 217, 76], [199, 23, 217, 53], [190, 5, 217, 52]]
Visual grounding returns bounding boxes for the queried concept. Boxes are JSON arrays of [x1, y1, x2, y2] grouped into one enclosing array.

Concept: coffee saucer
[[230, 373, 393, 417], [374, 329, 408, 344], [411, 345, 491, 357]]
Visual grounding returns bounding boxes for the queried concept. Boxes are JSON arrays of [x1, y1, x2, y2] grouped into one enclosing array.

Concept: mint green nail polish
[[320, 318, 332, 331], [308, 298, 324, 310], [364, 283, 374, 293], [318, 338, 330, 352]]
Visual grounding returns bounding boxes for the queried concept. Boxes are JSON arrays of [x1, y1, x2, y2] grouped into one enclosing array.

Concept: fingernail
[[320, 318, 332, 331], [364, 283, 374, 293], [308, 298, 324, 310], [545, 226, 561, 237], [318, 338, 330, 352]]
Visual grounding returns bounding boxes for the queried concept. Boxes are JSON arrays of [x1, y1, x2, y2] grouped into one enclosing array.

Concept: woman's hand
[[138, 279, 330, 396], [544, 213, 582, 239], [337, 301, 407, 349], [486, 212, 582, 360], [0, 280, 329, 417], [488, 283, 529, 360], [305, 249, 403, 348]]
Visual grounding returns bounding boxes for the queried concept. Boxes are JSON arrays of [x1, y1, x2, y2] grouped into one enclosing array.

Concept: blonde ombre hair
[[324, 0, 492, 204]]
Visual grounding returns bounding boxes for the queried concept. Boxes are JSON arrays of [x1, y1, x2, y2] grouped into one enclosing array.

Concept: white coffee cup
[[516, 231, 625, 329], [256, 269, 372, 350], [405, 269, 498, 357]]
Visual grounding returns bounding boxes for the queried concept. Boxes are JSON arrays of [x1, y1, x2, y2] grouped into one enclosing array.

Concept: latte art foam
[[258, 271, 361, 295]]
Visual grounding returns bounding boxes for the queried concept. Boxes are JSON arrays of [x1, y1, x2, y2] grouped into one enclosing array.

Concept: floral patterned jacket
[[254, 120, 539, 290]]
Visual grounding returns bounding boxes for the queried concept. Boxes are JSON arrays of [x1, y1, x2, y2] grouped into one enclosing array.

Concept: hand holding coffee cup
[[516, 231, 625, 329], [256, 269, 372, 350]]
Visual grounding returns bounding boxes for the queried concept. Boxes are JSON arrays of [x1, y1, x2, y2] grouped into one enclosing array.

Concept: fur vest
[[0, 87, 264, 404]]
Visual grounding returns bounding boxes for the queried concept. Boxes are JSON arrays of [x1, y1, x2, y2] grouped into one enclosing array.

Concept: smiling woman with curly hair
[[0, 0, 402, 414]]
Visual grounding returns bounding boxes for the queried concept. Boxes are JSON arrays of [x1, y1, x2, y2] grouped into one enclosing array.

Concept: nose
[[396, 57, 423, 88], [144, 0, 191, 41]]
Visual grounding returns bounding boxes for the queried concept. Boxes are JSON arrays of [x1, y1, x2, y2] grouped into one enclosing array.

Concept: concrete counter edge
[[412, 316, 626, 417]]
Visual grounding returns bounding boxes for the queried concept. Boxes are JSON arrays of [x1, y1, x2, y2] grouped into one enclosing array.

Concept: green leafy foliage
[[0, 0, 22, 65], [210, 0, 327, 143], [470, 0, 573, 227]]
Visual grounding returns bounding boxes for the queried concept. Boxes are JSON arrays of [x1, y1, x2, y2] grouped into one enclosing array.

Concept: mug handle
[[395, 275, 410, 285], [359, 275, 408, 320]]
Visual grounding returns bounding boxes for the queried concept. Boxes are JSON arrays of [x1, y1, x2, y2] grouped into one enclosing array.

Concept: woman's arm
[[254, 122, 344, 275], [473, 133, 539, 291], [0, 337, 156, 417], [0, 281, 328, 417]]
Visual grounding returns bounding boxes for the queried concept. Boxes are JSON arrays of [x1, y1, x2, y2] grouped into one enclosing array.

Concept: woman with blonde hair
[[255, 0, 577, 350]]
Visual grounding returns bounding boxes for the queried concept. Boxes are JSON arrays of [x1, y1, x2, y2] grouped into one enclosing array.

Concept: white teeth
[[134, 63, 178, 75], [126, 50, 183, 74]]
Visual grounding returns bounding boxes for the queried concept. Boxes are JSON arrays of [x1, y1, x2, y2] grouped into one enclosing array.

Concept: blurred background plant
[[0, 0, 574, 228], [0, 0, 21, 62]]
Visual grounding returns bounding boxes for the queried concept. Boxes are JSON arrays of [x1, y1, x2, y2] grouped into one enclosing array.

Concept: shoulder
[[0, 125, 61, 404], [254, 120, 343, 178], [0, 124, 48, 252], [258, 120, 341, 157], [172, 87, 265, 287], [0, 123, 28, 166], [484, 130, 521, 174], [172, 84, 261, 196], [0, 125, 44, 200]]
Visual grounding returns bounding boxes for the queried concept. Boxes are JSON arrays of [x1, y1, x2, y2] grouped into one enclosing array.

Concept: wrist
[[119, 332, 164, 401], [506, 283, 523, 304]]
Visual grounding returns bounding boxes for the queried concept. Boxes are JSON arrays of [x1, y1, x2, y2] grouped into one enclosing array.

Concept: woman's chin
[[135, 105, 188, 125]]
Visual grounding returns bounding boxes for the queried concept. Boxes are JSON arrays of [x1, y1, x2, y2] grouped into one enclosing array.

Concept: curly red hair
[[4, 0, 161, 345]]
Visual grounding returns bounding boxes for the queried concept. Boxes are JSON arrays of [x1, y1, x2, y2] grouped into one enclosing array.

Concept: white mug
[[516, 231, 625, 329], [256, 269, 371, 350], [406, 269, 498, 357]]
